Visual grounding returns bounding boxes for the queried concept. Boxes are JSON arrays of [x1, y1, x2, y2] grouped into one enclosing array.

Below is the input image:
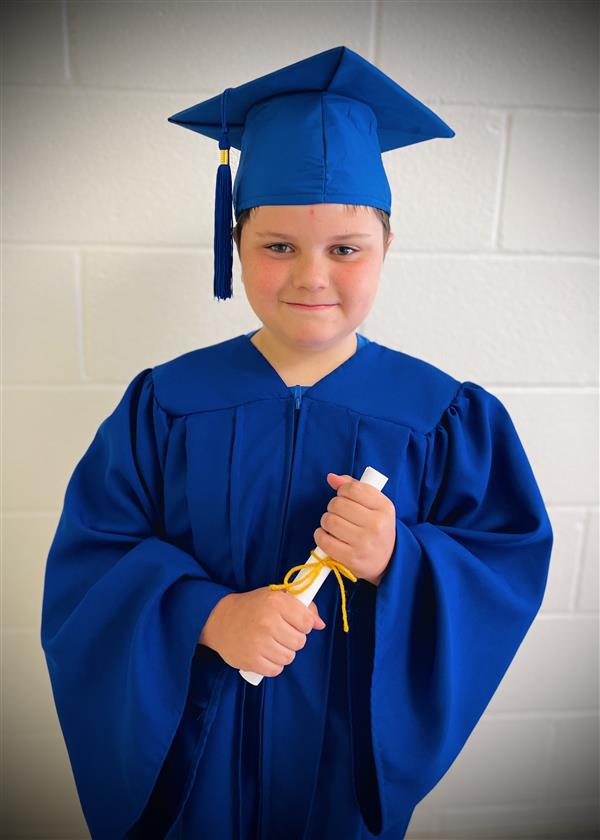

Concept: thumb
[[327, 472, 353, 488], [308, 602, 326, 629]]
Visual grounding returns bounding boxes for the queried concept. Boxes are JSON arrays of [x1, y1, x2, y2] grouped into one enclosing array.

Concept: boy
[[41, 46, 553, 839]]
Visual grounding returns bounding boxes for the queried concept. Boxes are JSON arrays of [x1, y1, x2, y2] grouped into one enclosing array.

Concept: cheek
[[336, 263, 378, 303], [256, 252, 286, 276], [245, 265, 284, 303]]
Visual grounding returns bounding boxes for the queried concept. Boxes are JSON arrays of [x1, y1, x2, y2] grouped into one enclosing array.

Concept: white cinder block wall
[[1, 1, 598, 838]]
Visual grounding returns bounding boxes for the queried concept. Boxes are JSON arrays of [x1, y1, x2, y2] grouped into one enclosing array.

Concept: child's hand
[[201, 587, 326, 677], [315, 472, 396, 587]]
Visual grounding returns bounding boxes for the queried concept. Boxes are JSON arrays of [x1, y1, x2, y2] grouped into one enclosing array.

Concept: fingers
[[261, 602, 327, 677], [276, 604, 325, 653], [300, 601, 325, 630], [282, 598, 317, 634], [308, 601, 326, 629]]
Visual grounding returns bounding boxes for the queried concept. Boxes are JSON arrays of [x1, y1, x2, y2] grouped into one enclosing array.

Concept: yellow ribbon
[[269, 550, 357, 633]]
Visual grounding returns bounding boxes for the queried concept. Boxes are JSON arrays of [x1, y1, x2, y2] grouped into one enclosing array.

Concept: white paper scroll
[[240, 465, 389, 686]]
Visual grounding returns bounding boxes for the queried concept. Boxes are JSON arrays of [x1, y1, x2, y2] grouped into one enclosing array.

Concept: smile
[[285, 303, 338, 310]]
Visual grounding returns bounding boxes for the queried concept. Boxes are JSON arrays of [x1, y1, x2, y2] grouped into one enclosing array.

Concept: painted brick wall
[[2, 2, 598, 837]]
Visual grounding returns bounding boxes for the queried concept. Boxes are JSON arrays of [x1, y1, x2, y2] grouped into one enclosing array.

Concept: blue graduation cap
[[167, 45, 455, 301]]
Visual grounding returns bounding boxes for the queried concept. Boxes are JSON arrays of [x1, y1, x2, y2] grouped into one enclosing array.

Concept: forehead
[[248, 203, 377, 229]]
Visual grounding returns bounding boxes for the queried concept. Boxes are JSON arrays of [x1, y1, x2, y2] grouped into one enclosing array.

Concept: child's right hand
[[204, 586, 326, 677]]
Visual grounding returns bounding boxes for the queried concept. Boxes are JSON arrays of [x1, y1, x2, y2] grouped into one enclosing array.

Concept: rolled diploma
[[239, 465, 389, 686]]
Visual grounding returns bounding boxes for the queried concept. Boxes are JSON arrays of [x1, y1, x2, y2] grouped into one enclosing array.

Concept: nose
[[290, 254, 332, 290]]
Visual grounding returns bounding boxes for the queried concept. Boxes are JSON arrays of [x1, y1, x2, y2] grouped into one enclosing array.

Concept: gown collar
[[238, 331, 378, 403], [153, 331, 384, 417]]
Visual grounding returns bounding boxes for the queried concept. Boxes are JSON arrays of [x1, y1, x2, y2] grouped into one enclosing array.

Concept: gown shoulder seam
[[424, 379, 493, 436], [150, 367, 487, 438]]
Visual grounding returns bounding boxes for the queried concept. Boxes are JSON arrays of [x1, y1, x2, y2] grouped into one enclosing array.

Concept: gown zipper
[[258, 387, 304, 839]]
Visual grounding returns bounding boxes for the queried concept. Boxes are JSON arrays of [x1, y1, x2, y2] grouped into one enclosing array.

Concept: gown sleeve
[[346, 381, 554, 836], [40, 368, 237, 840]]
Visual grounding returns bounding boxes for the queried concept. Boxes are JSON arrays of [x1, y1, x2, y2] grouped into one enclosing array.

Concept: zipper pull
[[294, 385, 302, 410]]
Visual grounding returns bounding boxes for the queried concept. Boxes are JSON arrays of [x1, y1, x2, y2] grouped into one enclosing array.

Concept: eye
[[265, 243, 358, 256]]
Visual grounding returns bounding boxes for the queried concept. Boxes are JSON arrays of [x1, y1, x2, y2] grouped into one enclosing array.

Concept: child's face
[[239, 204, 393, 349]]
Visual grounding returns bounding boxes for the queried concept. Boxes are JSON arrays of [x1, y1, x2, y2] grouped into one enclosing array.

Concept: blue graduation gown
[[40, 331, 553, 839]]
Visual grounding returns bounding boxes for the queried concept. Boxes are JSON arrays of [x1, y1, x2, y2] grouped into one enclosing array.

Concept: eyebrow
[[255, 231, 374, 239]]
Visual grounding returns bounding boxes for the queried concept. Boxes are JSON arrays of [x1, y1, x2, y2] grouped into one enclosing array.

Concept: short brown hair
[[232, 204, 391, 251]]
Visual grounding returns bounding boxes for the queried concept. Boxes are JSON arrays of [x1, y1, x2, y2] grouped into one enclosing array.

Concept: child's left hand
[[314, 473, 396, 587]]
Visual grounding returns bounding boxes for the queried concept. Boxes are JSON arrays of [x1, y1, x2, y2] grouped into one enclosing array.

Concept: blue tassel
[[214, 89, 233, 300]]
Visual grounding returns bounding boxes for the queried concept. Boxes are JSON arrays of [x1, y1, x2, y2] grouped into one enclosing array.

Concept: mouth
[[285, 302, 338, 309]]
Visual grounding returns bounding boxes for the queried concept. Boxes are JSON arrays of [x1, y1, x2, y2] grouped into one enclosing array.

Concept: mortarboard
[[167, 45, 455, 301]]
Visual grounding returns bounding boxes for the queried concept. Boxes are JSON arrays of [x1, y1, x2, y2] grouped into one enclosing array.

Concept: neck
[[251, 329, 358, 387]]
